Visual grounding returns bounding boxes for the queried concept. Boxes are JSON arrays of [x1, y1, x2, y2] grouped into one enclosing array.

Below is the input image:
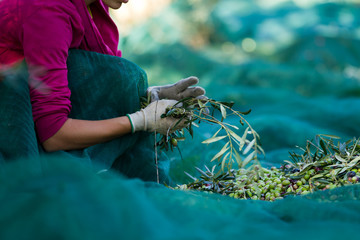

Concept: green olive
[[282, 180, 291, 186], [171, 138, 178, 146]]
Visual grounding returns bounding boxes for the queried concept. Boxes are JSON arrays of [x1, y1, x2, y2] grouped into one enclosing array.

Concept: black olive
[[347, 171, 356, 178]]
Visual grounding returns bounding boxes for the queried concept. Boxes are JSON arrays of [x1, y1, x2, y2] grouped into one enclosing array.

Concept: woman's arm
[[22, 3, 85, 144], [42, 99, 185, 152], [42, 116, 132, 152]]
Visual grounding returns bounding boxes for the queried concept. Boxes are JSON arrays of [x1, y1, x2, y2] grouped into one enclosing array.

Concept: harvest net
[[1, 0, 360, 239]]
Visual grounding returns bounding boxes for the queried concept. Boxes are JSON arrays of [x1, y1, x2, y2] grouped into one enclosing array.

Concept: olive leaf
[[202, 135, 227, 144], [210, 142, 230, 162], [220, 104, 227, 120], [242, 151, 255, 168], [234, 150, 242, 167], [228, 129, 244, 145], [243, 139, 256, 155]]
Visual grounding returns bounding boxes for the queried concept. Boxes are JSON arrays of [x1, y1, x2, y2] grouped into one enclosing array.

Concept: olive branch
[[143, 97, 264, 173], [197, 99, 264, 171]]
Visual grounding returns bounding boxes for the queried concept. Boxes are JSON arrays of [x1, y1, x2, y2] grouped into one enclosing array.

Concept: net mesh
[[0, 156, 359, 240], [1, 0, 360, 238]]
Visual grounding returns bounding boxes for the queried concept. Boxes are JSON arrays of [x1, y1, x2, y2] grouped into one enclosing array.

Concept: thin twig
[[154, 101, 159, 184], [177, 145, 184, 161]]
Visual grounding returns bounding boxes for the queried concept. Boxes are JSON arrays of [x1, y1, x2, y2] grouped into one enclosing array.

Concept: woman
[[0, 0, 205, 182]]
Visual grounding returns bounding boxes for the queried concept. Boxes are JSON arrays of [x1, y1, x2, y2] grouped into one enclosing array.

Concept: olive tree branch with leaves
[[152, 97, 264, 173]]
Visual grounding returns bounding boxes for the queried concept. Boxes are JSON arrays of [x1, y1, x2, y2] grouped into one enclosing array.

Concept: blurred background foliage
[[112, 0, 360, 183]]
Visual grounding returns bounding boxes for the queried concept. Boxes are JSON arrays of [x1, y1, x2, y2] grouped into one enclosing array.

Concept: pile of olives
[[176, 164, 360, 201]]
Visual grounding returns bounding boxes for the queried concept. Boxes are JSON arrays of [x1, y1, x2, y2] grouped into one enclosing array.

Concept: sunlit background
[[111, 0, 172, 35], [112, 0, 360, 80], [111, 0, 360, 181]]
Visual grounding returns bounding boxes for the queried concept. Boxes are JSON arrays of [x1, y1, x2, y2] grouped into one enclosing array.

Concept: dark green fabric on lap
[[0, 64, 39, 163], [64, 49, 170, 183]]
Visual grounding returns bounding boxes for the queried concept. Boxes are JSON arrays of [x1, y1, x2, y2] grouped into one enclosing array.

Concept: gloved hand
[[127, 99, 188, 135], [147, 76, 206, 102]]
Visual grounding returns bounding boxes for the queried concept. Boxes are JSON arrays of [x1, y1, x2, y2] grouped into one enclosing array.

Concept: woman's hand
[[147, 76, 206, 102], [127, 99, 188, 135]]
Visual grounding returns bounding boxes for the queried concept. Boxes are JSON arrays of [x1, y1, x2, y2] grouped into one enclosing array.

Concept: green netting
[[0, 64, 39, 163], [0, 156, 360, 240], [1, 0, 360, 239]]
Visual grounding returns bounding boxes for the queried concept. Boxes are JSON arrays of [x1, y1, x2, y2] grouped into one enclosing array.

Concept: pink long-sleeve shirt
[[0, 0, 121, 142]]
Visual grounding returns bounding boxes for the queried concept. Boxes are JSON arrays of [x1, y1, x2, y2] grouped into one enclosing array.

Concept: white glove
[[127, 100, 188, 135], [147, 76, 206, 102]]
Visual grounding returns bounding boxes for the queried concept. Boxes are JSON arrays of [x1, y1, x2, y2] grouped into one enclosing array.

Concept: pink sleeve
[[116, 50, 122, 57], [22, 5, 77, 143]]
